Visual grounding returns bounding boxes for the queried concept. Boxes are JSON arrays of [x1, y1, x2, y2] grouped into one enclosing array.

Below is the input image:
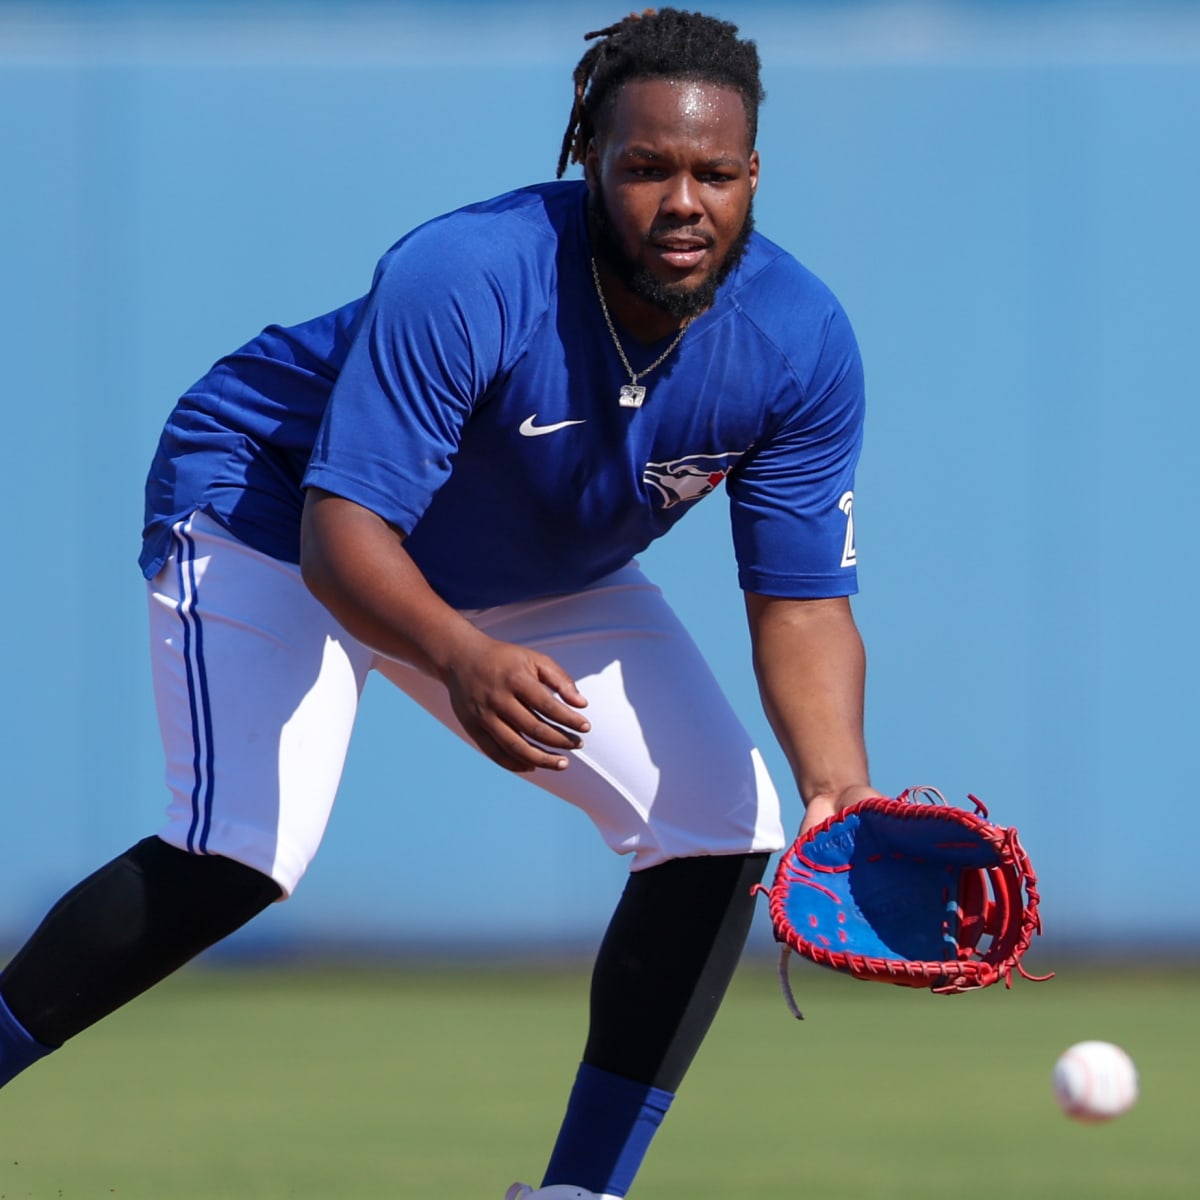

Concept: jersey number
[[839, 491, 857, 568]]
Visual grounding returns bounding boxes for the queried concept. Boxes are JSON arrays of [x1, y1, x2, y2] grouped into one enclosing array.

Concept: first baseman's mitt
[[754, 787, 1051, 1018]]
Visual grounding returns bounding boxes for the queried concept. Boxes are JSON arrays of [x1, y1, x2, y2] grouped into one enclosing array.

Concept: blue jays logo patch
[[643, 451, 746, 509]]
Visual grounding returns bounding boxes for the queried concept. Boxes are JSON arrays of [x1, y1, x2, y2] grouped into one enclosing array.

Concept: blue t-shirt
[[142, 181, 864, 609]]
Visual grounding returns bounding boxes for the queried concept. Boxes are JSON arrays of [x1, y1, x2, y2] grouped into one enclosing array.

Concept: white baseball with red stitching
[[1053, 1041, 1139, 1122]]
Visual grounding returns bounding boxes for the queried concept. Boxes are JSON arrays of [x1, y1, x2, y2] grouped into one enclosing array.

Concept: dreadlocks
[[556, 8, 765, 178]]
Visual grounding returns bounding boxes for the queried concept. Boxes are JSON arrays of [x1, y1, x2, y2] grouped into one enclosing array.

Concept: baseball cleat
[[505, 1185, 612, 1200]]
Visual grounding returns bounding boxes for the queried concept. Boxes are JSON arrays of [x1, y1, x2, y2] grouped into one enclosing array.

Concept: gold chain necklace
[[590, 257, 690, 408]]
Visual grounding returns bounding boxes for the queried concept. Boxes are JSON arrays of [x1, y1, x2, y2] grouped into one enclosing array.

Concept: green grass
[[1, 958, 1195, 1198]]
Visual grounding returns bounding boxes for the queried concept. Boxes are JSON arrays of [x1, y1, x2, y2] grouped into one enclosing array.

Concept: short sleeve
[[728, 304, 864, 598], [302, 223, 509, 533]]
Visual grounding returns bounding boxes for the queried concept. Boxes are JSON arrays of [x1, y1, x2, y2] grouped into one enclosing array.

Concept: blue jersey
[[142, 181, 864, 610]]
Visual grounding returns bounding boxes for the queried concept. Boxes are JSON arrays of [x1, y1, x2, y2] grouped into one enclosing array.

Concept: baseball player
[[0, 9, 879, 1197]]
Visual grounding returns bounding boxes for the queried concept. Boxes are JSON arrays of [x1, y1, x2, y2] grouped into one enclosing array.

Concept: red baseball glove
[[754, 787, 1052, 1018]]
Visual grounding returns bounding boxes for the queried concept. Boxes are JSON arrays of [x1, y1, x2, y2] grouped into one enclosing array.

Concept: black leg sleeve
[[583, 851, 769, 1093], [0, 836, 282, 1047]]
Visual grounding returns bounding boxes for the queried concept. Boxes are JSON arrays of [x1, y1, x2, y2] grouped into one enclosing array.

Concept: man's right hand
[[439, 629, 590, 774]]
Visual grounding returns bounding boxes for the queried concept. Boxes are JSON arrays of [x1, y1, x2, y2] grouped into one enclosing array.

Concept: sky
[[1, 0, 1198, 957]]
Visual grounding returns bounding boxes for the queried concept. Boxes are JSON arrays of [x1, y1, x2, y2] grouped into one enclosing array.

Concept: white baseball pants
[[147, 511, 784, 895]]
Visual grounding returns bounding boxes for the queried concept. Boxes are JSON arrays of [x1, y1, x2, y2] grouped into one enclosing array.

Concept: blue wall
[[2, 1, 1198, 953]]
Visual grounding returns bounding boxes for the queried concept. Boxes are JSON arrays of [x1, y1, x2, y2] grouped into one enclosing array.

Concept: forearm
[[746, 593, 871, 807], [299, 488, 590, 775], [299, 488, 484, 680]]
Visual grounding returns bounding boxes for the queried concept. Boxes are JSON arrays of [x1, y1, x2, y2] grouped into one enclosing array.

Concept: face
[[585, 77, 760, 321]]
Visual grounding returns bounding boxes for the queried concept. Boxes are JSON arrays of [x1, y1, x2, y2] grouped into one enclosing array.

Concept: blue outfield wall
[[1, 1, 1198, 953]]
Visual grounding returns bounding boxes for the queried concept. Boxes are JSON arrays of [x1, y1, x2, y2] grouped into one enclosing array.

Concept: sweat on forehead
[[593, 76, 754, 144]]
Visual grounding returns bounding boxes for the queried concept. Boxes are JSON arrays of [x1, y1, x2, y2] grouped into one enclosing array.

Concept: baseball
[[1053, 1041, 1139, 1122]]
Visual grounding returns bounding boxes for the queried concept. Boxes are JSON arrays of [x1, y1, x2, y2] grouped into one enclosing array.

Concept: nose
[[659, 172, 703, 222]]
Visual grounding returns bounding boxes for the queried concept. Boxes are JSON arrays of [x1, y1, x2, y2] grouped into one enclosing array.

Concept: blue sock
[[0, 992, 54, 1088], [542, 1062, 674, 1197]]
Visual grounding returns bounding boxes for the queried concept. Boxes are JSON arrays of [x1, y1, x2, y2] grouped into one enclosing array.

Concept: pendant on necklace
[[618, 384, 647, 408]]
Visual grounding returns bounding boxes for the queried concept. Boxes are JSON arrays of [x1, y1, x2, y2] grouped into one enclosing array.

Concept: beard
[[588, 183, 755, 321]]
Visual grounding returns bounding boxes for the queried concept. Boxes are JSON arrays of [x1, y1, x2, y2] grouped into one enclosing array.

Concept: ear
[[583, 138, 601, 193], [748, 149, 760, 196]]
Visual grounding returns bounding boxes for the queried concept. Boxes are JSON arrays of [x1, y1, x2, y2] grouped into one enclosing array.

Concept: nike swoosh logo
[[519, 414, 587, 437]]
